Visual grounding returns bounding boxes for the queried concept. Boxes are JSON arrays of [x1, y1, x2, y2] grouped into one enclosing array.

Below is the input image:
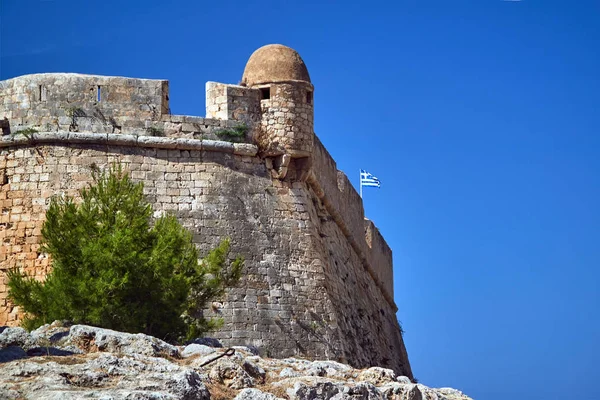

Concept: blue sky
[[1, 0, 599, 399]]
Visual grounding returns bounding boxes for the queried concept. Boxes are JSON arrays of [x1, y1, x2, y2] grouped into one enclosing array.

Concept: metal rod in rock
[[198, 348, 236, 368]]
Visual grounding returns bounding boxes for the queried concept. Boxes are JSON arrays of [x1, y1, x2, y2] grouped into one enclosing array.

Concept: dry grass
[[205, 382, 238, 400], [256, 382, 289, 399], [176, 352, 203, 366], [27, 355, 88, 365], [205, 381, 290, 400]]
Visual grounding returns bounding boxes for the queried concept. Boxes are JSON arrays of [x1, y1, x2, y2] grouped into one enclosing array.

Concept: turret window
[[260, 87, 271, 100], [306, 90, 313, 104]]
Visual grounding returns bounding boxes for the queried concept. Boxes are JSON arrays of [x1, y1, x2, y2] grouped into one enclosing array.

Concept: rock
[[306, 364, 327, 377], [279, 367, 300, 378], [30, 321, 71, 344], [0, 327, 34, 350], [208, 359, 255, 389], [0, 388, 20, 399], [280, 377, 386, 400], [285, 359, 352, 380], [397, 375, 412, 384], [243, 359, 266, 382], [181, 343, 215, 358], [166, 370, 211, 399], [0, 323, 473, 400], [305, 360, 352, 379], [187, 337, 223, 348], [234, 388, 285, 400], [379, 382, 423, 400], [357, 366, 397, 385], [0, 350, 208, 399], [438, 387, 467, 397], [422, 386, 472, 400], [0, 323, 81, 358], [234, 345, 260, 355], [65, 325, 180, 358], [285, 378, 341, 400], [339, 382, 383, 399]]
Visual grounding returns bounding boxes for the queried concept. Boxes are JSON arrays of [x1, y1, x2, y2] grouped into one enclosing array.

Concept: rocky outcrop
[[0, 322, 472, 400]]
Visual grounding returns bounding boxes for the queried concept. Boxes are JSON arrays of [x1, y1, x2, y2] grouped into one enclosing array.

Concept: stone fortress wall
[[0, 45, 411, 378]]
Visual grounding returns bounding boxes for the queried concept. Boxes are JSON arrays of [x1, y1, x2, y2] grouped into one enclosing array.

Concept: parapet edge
[[309, 135, 397, 311], [0, 72, 168, 84], [0, 131, 258, 156]]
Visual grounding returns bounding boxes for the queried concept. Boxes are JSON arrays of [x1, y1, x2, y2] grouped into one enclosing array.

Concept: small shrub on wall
[[214, 124, 248, 143], [6, 165, 243, 341]]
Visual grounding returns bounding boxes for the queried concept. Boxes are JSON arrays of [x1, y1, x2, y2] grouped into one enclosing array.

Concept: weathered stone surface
[[106, 133, 137, 145], [234, 345, 260, 356], [68, 132, 106, 144], [0, 351, 210, 399], [243, 359, 266, 382], [181, 343, 216, 358], [166, 370, 211, 399], [234, 388, 285, 400], [278, 378, 386, 400], [284, 378, 342, 399], [175, 138, 204, 150], [438, 387, 471, 399], [137, 135, 178, 148], [0, 322, 82, 359], [0, 327, 35, 349], [0, 134, 28, 146], [234, 142, 259, 156], [64, 325, 180, 358], [379, 383, 423, 400], [0, 323, 472, 400], [202, 139, 234, 153], [279, 367, 301, 378], [30, 321, 71, 342], [257, 81, 314, 157], [0, 73, 168, 134], [357, 366, 397, 385], [208, 359, 255, 389], [0, 137, 408, 376]]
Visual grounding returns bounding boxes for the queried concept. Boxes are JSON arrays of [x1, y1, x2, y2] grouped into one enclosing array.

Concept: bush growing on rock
[[7, 165, 243, 341]]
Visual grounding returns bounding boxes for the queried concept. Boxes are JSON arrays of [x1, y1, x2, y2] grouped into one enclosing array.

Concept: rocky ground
[[0, 322, 472, 400]]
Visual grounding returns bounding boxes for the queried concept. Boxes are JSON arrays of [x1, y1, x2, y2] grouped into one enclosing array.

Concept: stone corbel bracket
[[265, 154, 291, 180]]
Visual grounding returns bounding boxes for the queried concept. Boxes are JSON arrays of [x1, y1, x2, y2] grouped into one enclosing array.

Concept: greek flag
[[360, 169, 381, 188]]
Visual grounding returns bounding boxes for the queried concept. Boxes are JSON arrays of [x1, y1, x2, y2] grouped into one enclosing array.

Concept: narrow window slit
[[39, 85, 47, 101], [97, 86, 101, 102], [306, 90, 313, 104], [260, 87, 271, 100]]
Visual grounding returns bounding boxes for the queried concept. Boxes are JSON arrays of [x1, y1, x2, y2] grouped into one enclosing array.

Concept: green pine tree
[[6, 165, 243, 341]]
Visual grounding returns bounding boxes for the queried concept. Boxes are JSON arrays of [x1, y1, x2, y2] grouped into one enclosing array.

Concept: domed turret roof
[[241, 44, 311, 87]]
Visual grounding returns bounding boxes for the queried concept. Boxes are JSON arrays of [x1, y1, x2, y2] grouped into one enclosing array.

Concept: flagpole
[[359, 169, 363, 198]]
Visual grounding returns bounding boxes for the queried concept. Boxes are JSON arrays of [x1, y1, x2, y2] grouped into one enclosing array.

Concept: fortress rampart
[[0, 45, 411, 377]]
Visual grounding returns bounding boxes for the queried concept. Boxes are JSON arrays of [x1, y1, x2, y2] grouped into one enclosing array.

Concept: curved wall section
[[0, 135, 412, 378]]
